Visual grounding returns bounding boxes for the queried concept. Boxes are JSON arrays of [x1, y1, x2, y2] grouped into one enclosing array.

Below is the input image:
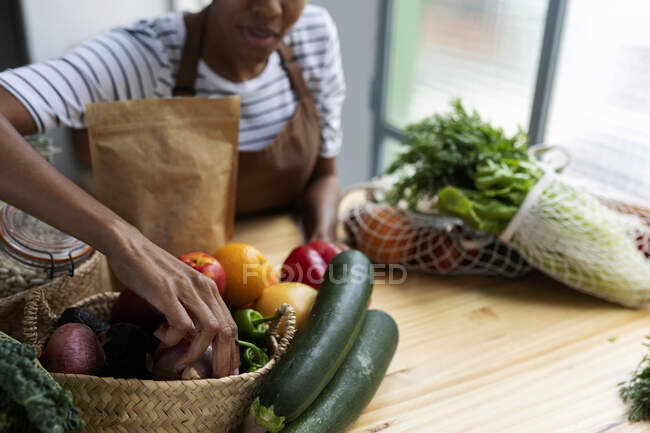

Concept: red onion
[[41, 323, 105, 375]]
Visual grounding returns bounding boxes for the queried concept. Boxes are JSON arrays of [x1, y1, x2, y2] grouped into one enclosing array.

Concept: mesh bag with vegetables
[[383, 99, 650, 307], [343, 201, 530, 277]]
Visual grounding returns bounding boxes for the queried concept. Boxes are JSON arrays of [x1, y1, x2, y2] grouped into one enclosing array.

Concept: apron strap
[[173, 7, 209, 97], [276, 43, 312, 101]]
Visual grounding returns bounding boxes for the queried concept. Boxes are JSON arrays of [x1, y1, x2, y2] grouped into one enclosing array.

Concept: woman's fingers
[[154, 274, 238, 376], [230, 339, 240, 373], [152, 298, 194, 347], [212, 326, 238, 378], [176, 324, 215, 371], [173, 293, 220, 370], [192, 274, 240, 376], [195, 275, 228, 325]]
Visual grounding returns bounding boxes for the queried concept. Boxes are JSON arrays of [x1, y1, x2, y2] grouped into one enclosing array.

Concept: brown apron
[[174, 9, 321, 216]]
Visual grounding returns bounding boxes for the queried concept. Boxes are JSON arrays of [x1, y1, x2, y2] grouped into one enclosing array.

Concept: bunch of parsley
[[385, 99, 542, 236]]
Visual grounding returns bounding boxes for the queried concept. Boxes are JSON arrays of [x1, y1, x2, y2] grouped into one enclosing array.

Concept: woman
[[0, 0, 345, 376]]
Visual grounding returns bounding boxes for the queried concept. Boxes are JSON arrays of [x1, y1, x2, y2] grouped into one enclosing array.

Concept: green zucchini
[[251, 250, 373, 432], [281, 309, 399, 433]]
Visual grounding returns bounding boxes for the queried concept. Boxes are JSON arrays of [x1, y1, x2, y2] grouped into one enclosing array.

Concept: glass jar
[[0, 205, 93, 298]]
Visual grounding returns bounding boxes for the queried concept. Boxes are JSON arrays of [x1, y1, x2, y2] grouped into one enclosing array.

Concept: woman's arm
[[0, 87, 238, 376], [298, 9, 345, 244], [302, 156, 341, 242]]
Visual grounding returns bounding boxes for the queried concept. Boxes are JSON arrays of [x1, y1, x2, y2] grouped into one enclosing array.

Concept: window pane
[[382, 137, 405, 173], [386, 0, 548, 136], [545, 1, 650, 201]]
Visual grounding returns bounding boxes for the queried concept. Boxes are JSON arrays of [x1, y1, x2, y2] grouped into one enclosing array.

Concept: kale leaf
[[0, 331, 85, 433]]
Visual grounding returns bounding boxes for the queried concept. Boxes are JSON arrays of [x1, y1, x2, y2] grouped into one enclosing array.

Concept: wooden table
[[233, 213, 650, 433]]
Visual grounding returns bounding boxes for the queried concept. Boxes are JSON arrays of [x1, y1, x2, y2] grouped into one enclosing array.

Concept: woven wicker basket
[[27, 291, 296, 433], [0, 251, 103, 342]]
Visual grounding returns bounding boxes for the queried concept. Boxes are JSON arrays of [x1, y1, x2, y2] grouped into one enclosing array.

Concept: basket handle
[[339, 180, 393, 207], [68, 291, 118, 311], [22, 288, 58, 345], [266, 303, 296, 359]]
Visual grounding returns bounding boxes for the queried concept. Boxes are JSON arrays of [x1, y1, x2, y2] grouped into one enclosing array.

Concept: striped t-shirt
[[0, 5, 346, 157]]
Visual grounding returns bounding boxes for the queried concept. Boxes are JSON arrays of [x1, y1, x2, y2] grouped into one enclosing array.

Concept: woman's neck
[[201, 7, 268, 83]]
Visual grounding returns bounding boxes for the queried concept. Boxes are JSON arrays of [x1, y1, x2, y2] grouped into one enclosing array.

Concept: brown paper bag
[[86, 97, 239, 257]]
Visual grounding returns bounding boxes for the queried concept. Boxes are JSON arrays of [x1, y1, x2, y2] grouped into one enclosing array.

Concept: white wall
[[21, 0, 170, 62], [313, 0, 380, 187], [21, 0, 174, 183]]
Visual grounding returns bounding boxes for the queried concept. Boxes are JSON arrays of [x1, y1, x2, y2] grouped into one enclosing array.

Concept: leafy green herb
[[385, 99, 541, 236], [0, 331, 85, 433], [619, 337, 650, 422]]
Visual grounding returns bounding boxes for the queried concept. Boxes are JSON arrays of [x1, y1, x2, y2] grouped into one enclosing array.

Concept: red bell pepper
[[307, 240, 342, 264], [281, 241, 342, 290]]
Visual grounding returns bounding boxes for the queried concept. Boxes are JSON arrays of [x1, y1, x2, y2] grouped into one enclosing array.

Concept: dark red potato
[[110, 288, 165, 333]]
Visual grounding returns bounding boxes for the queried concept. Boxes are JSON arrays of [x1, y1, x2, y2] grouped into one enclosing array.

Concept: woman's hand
[[106, 221, 239, 378]]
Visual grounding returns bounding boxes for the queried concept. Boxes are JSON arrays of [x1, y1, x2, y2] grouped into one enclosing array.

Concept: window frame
[[371, 0, 568, 176], [0, 0, 29, 70]]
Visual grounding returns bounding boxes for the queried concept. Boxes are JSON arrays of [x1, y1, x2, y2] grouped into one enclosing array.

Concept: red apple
[[179, 252, 227, 296]]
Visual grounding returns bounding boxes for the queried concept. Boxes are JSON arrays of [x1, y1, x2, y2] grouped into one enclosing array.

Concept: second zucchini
[[281, 309, 399, 433], [251, 250, 374, 432]]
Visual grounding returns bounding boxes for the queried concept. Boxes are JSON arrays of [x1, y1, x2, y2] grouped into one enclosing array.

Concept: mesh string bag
[[341, 168, 650, 307], [565, 175, 650, 261], [343, 199, 531, 278], [598, 197, 650, 260], [498, 171, 650, 307]]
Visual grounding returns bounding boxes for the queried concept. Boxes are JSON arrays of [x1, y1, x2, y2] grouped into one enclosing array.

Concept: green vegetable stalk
[[0, 331, 85, 433], [249, 398, 284, 433], [237, 340, 269, 373]]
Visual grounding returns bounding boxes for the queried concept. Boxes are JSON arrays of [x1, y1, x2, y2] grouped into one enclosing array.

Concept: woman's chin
[[234, 32, 280, 63], [238, 46, 277, 65]]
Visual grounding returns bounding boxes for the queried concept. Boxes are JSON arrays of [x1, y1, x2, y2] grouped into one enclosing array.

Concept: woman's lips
[[241, 27, 277, 48]]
